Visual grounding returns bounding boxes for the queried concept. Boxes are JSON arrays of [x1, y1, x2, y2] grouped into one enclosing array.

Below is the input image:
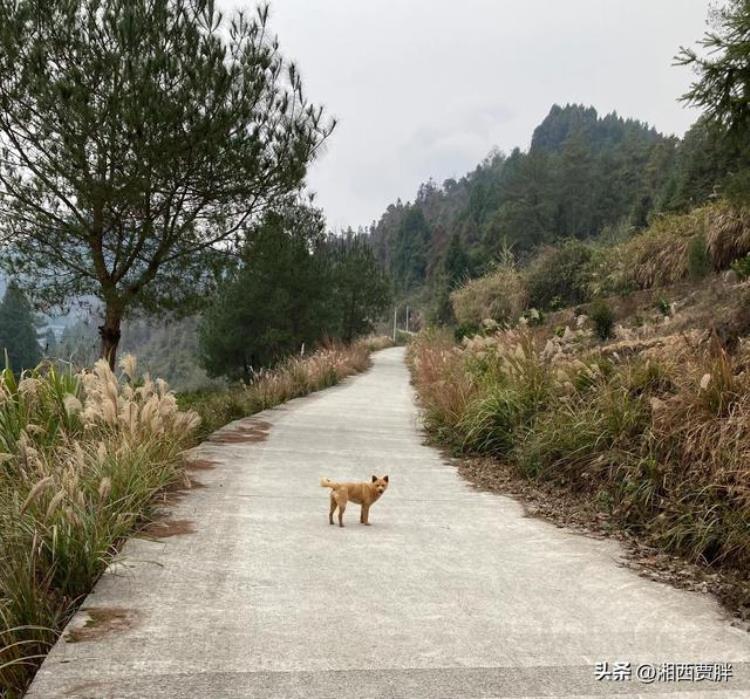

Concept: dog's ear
[[371, 475, 377, 483], [383, 475, 389, 483]]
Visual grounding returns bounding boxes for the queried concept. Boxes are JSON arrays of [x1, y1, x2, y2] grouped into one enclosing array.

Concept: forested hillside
[[368, 104, 749, 315]]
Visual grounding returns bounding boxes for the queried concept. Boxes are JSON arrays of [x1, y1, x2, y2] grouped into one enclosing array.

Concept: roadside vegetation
[[182, 337, 392, 440], [0, 336, 391, 696], [0, 356, 199, 696], [449, 201, 750, 338], [410, 265, 750, 617]]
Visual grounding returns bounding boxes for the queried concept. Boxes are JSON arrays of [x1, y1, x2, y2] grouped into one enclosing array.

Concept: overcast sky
[[229, 0, 712, 230]]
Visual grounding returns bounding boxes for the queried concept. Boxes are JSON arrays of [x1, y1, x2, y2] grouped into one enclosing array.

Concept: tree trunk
[[98, 304, 122, 370]]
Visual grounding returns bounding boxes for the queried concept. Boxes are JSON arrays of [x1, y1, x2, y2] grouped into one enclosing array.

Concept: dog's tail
[[320, 477, 338, 489]]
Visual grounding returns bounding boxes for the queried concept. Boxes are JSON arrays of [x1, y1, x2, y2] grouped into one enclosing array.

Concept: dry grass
[[0, 356, 200, 696], [450, 265, 528, 329], [0, 336, 388, 695], [706, 206, 750, 270], [410, 327, 750, 616], [599, 201, 750, 293], [181, 337, 387, 440]]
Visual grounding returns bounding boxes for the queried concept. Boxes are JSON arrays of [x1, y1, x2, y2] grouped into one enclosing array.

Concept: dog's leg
[[361, 504, 370, 525], [335, 490, 348, 527], [329, 494, 337, 525]]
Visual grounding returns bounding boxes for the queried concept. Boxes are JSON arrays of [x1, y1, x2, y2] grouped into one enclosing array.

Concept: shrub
[[598, 201, 750, 293], [454, 322, 481, 342], [657, 297, 671, 316], [730, 253, 750, 280], [525, 240, 595, 310], [706, 204, 750, 269], [589, 299, 615, 340], [450, 265, 528, 328]]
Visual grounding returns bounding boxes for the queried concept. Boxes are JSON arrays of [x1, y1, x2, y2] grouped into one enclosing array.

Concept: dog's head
[[371, 474, 389, 495]]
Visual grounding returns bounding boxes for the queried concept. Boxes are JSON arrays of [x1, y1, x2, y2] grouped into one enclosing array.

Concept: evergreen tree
[[677, 0, 750, 138], [677, 1, 750, 204], [443, 233, 471, 288], [199, 204, 390, 380], [0, 0, 334, 368], [328, 234, 391, 343], [389, 207, 431, 292], [0, 282, 41, 371], [199, 202, 331, 381]]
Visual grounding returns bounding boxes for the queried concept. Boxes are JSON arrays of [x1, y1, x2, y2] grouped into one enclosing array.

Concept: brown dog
[[320, 475, 389, 527]]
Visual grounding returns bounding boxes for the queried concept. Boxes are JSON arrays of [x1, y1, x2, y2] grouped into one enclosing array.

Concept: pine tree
[[677, 0, 750, 138], [199, 202, 331, 381], [329, 234, 391, 343], [443, 233, 471, 288], [0, 1, 334, 368]]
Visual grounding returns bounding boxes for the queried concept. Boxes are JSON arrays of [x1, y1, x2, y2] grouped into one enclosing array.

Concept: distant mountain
[[365, 104, 726, 305]]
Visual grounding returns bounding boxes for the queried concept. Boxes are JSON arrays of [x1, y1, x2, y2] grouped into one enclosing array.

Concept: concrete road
[[27, 347, 750, 698]]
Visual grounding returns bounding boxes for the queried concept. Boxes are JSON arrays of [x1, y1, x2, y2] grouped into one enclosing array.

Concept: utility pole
[[405, 305, 410, 334], [392, 306, 397, 342]]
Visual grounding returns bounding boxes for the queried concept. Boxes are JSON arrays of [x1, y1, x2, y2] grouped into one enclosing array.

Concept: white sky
[[227, 0, 712, 230]]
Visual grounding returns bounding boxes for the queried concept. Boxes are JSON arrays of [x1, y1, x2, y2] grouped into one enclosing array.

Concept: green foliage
[[589, 299, 615, 340], [443, 232, 472, 289], [520, 308, 545, 326], [199, 203, 331, 381], [660, 117, 745, 210], [677, 0, 750, 139], [199, 203, 390, 380], [428, 277, 456, 326], [459, 387, 525, 455], [525, 240, 594, 310], [687, 233, 712, 279], [0, 0, 334, 366], [731, 253, 750, 279], [517, 383, 647, 481], [389, 207, 431, 292], [676, 1, 750, 206], [0, 282, 41, 373], [328, 234, 392, 343], [657, 297, 671, 316], [454, 322, 482, 342]]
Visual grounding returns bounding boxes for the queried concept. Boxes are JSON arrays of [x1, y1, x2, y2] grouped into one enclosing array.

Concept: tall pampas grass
[[410, 326, 750, 607], [599, 201, 750, 293], [181, 337, 387, 439], [0, 357, 200, 695]]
